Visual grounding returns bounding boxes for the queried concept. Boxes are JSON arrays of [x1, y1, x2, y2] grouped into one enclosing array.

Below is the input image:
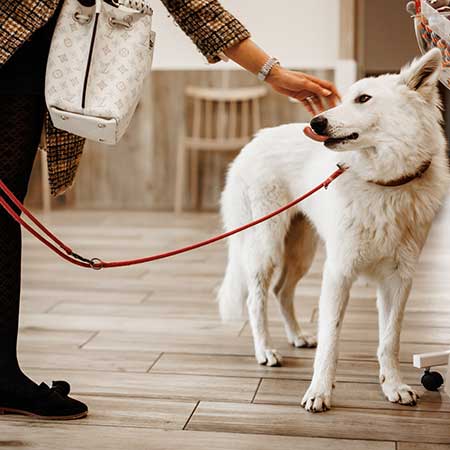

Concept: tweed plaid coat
[[0, 0, 250, 196]]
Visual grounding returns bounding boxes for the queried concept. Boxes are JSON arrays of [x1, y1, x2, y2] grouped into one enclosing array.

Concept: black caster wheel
[[421, 369, 444, 391]]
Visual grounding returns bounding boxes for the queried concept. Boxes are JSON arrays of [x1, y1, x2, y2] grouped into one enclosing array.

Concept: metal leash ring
[[89, 258, 105, 270]]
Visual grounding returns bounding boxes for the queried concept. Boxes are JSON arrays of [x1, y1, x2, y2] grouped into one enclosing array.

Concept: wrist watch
[[257, 57, 281, 81]]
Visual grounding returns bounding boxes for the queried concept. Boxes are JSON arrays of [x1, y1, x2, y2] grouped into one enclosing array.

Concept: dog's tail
[[217, 170, 249, 322], [218, 239, 248, 321]]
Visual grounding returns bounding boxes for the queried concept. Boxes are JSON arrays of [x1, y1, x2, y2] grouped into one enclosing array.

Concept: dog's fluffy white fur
[[218, 49, 450, 412]]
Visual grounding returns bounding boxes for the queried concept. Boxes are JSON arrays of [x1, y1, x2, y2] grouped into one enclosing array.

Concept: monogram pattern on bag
[[45, 0, 155, 142]]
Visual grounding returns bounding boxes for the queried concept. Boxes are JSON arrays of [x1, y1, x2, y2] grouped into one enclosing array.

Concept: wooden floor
[[3, 197, 450, 449]]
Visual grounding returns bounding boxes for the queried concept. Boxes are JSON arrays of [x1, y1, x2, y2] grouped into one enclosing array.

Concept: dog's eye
[[355, 94, 372, 104]]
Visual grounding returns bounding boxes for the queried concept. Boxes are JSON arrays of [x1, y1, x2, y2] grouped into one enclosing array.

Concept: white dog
[[218, 49, 450, 412]]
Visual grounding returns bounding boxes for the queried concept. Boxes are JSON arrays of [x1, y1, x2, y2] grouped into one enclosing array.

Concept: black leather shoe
[[0, 381, 88, 420]]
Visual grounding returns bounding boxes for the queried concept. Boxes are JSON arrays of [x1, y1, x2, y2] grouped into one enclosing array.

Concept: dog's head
[[306, 49, 443, 153]]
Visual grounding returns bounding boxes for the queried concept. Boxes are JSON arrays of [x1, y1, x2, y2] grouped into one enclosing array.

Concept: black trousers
[[0, 16, 57, 387]]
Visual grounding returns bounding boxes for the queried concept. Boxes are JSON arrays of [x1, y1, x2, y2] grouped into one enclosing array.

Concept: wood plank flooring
[[4, 197, 450, 449]]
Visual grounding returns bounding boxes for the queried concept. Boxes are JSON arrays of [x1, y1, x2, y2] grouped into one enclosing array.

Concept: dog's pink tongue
[[303, 126, 328, 143]]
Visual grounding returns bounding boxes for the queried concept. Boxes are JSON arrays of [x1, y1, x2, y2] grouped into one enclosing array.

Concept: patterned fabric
[[0, 0, 60, 65], [0, 0, 250, 196], [46, 0, 156, 146], [160, 0, 250, 63], [44, 114, 85, 196]]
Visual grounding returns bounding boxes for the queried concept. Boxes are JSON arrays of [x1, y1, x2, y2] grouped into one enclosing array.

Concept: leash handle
[[0, 165, 347, 270]]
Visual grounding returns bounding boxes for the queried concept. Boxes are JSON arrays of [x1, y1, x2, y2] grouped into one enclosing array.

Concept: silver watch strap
[[257, 57, 280, 81]]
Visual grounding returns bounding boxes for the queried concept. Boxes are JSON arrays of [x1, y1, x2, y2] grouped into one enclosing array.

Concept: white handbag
[[45, 0, 155, 145]]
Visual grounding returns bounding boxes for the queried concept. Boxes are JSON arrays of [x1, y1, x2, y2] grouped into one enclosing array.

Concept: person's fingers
[[271, 81, 325, 116], [269, 69, 340, 109], [310, 95, 325, 114], [273, 85, 299, 98], [300, 95, 322, 116], [325, 93, 339, 109], [304, 74, 341, 100], [299, 79, 333, 98], [274, 86, 315, 114], [281, 72, 331, 97], [301, 99, 316, 116], [304, 73, 335, 89]]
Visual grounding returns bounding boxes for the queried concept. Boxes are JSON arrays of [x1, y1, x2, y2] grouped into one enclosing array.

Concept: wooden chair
[[174, 85, 268, 213]]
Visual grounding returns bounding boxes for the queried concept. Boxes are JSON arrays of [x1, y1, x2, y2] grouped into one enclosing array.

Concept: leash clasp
[[323, 163, 349, 190], [337, 162, 349, 171]]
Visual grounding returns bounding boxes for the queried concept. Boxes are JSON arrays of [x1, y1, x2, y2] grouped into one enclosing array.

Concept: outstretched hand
[[266, 66, 341, 116]]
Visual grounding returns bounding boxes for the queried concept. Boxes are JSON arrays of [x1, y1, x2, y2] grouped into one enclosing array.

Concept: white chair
[[174, 85, 267, 213]]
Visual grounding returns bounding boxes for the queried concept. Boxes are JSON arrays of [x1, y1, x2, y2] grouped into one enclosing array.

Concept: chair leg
[[174, 139, 187, 213], [190, 149, 200, 210], [40, 149, 51, 214]]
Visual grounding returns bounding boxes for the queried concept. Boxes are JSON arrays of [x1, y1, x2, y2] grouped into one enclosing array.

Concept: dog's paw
[[256, 349, 282, 367], [382, 383, 420, 406], [301, 386, 332, 413], [290, 334, 317, 349]]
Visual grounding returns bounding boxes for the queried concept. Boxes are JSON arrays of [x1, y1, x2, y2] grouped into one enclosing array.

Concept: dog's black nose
[[310, 116, 329, 136]]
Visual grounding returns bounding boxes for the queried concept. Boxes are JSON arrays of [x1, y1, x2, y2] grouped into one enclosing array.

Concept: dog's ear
[[400, 49, 442, 96]]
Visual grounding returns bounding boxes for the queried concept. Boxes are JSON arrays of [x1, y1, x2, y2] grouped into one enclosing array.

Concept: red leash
[[0, 165, 347, 270]]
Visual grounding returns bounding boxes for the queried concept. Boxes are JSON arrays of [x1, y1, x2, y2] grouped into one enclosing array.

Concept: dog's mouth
[[304, 126, 359, 147], [324, 132, 359, 148]]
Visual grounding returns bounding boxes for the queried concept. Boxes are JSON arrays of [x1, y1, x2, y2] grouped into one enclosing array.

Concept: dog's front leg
[[301, 264, 352, 412], [377, 274, 419, 405]]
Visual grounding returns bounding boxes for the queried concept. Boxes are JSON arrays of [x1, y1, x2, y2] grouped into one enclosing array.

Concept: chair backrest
[[185, 86, 268, 145]]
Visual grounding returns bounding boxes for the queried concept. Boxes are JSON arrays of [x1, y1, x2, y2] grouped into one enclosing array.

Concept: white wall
[[151, 0, 340, 70]]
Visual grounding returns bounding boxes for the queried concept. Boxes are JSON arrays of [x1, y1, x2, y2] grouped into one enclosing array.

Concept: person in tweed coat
[[0, 0, 339, 420]]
